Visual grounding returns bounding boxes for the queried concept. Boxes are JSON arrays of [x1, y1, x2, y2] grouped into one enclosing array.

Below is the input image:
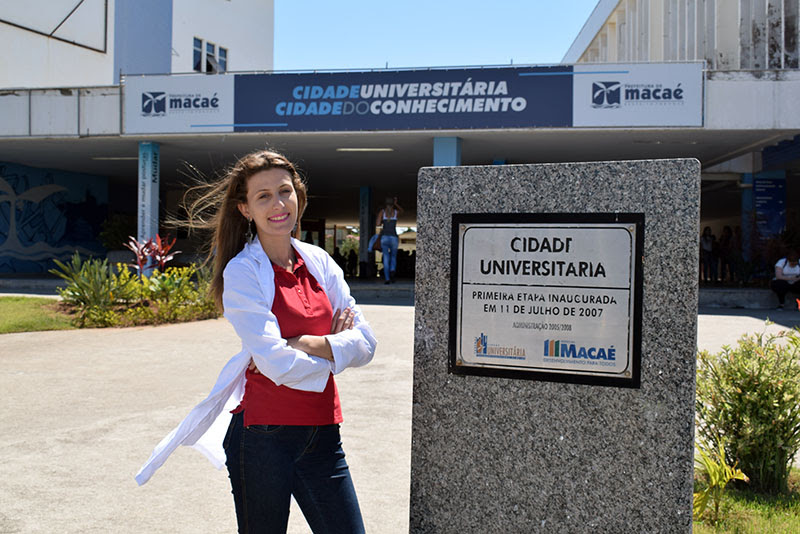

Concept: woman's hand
[[286, 309, 355, 362], [330, 307, 355, 334]]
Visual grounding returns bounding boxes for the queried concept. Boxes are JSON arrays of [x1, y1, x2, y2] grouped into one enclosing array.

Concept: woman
[[135, 150, 377, 534], [376, 197, 403, 284], [770, 249, 800, 309]]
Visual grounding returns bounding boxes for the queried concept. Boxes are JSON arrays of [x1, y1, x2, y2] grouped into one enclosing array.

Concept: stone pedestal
[[410, 160, 700, 533]]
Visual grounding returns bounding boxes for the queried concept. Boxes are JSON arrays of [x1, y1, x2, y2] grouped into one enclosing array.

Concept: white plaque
[[450, 214, 643, 388]]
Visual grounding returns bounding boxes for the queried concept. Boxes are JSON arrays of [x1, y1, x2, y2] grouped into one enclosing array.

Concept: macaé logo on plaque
[[449, 213, 643, 388]]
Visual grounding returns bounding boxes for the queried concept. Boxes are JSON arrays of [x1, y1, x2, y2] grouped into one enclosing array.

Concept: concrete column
[[358, 185, 373, 278], [606, 21, 619, 61], [696, 0, 706, 63], [433, 137, 462, 167], [716, 0, 741, 68], [687, 0, 697, 60], [751, 0, 768, 69], [787, 0, 799, 68], [137, 142, 160, 247]]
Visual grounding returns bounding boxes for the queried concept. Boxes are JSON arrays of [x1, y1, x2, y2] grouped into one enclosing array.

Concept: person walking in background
[[135, 150, 376, 534], [770, 249, 800, 309], [377, 196, 403, 284]]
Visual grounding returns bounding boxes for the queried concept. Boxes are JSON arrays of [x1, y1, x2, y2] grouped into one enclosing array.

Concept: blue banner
[[754, 175, 786, 239], [233, 66, 573, 132]]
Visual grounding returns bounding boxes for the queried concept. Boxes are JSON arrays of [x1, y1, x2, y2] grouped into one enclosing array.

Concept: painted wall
[[0, 0, 116, 88], [0, 162, 108, 273], [0, 87, 121, 137], [171, 0, 274, 74], [114, 0, 173, 82], [705, 72, 800, 129]]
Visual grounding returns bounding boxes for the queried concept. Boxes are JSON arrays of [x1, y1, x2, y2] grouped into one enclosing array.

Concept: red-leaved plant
[[125, 234, 181, 274], [125, 236, 154, 274], [152, 234, 181, 270]]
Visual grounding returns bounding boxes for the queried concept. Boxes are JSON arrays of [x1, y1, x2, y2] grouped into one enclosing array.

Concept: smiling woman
[[136, 149, 377, 534], [236, 168, 301, 267]]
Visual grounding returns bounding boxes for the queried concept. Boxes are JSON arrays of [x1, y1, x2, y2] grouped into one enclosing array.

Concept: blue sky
[[274, 1, 600, 71]]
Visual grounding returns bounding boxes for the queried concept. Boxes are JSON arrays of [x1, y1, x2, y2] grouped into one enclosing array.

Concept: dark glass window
[[218, 47, 227, 72], [193, 38, 202, 72], [206, 42, 216, 72]]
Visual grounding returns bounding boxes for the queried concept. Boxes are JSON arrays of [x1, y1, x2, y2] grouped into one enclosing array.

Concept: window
[[206, 42, 216, 72], [193, 38, 202, 72], [218, 47, 227, 73], [193, 38, 227, 73]]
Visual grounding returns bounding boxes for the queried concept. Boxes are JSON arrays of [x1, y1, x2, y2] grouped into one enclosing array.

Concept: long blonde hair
[[182, 150, 307, 310]]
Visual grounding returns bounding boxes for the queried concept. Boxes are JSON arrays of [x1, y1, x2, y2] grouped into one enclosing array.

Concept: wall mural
[[0, 162, 108, 273]]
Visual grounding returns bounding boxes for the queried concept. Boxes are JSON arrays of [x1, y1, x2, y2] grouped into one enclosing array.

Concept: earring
[[245, 218, 253, 242]]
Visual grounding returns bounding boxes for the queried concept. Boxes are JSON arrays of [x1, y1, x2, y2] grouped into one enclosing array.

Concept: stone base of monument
[[410, 160, 699, 533]]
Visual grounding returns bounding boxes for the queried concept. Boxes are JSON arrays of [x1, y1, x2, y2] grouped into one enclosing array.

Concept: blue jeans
[[224, 411, 365, 533], [380, 235, 399, 280]]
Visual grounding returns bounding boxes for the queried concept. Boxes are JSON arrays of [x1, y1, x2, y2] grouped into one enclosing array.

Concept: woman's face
[[237, 168, 298, 242]]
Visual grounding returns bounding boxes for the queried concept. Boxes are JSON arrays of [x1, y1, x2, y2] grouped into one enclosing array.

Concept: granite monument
[[410, 159, 699, 532]]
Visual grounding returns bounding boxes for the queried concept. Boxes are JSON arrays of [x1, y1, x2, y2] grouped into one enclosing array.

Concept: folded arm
[[222, 259, 332, 392], [319, 257, 378, 374]]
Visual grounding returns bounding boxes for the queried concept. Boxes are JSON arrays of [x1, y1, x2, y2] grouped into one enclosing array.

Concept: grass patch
[[693, 470, 800, 533], [0, 296, 75, 334]]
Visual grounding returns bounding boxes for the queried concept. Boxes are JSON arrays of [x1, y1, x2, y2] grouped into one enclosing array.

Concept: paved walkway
[[0, 297, 798, 533]]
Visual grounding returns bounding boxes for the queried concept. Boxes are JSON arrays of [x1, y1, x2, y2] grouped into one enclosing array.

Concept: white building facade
[[565, 0, 800, 274], [0, 0, 274, 89], [0, 0, 798, 279], [0, 0, 274, 273]]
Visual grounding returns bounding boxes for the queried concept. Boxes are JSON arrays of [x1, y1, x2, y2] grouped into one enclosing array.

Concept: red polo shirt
[[234, 252, 342, 426]]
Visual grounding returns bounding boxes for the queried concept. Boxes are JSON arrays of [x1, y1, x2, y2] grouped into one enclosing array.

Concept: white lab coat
[[135, 237, 377, 486]]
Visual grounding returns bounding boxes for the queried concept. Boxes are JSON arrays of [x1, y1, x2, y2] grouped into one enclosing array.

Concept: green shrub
[[141, 267, 197, 302], [696, 328, 800, 494], [82, 306, 121, 328], [49, 253, 135, 325], [50, 253, 218, 328]]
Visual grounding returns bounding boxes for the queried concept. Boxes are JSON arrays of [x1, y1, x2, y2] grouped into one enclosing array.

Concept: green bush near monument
[[49, 253, 218, 328], [696, 328, 800, 496]]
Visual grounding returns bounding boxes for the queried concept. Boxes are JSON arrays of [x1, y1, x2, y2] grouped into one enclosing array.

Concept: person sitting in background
[[770, 250, 800, 309]]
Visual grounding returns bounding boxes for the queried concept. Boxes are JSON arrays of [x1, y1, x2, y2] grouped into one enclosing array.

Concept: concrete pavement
[[0, 297, 798, 533]]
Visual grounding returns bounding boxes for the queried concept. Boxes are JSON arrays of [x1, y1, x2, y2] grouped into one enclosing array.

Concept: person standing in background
[[700, 226, 718, 283], [718, 226, 735, 283], [377, 197, 403, 284]]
